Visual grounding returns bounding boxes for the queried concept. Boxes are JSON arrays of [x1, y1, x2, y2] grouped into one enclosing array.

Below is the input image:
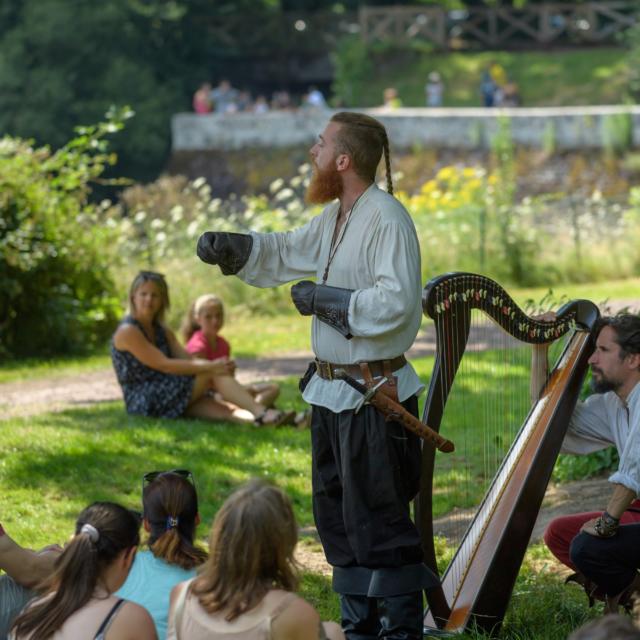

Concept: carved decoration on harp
[[416, 272, 600, 635]]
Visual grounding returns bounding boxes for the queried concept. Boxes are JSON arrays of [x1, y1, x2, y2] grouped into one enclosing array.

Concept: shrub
[[0, 108, 130, 358]]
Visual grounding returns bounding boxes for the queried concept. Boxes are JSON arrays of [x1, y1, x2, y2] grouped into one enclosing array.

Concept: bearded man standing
[[197, 112, 436, 640]]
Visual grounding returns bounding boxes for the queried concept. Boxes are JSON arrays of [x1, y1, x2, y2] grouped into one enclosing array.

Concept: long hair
[[11, 502, 140, 640], [330, 111, 393, 194], [144, 473, 207, 570], [127, 271, 170, 323], [180, 294, 224, 343], [191, 479, 299, 621], [598, 313, 640, 360]]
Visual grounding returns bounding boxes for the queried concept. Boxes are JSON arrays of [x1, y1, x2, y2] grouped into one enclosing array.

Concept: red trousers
[[544, 500, 640, 570]]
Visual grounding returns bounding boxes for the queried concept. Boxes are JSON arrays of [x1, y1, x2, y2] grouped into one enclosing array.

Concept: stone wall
[[172, 106, 640, 152]]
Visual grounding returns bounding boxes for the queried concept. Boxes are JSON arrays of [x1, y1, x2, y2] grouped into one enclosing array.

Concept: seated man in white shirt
[[196, 111, 437, 640], [532, 314, 640, 610], [0, 521, 60, 636]]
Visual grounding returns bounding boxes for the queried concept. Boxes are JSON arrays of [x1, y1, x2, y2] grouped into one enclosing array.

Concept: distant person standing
[[480, 69, 496, 107], [425, 71, 444, 107], [210, 79, 239, 114], [489, 60, 507, 106], [382, 87, 402, 109], [305, 85, 327, 109], [192, 83, 212, 114], [253, 95, 270, 114]]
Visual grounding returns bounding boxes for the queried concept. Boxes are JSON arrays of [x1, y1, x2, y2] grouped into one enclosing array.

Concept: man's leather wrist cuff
[[594, 512, 619, 537]]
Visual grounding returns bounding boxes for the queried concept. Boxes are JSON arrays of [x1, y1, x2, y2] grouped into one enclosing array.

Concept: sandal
[[253, 409, 296, 428]]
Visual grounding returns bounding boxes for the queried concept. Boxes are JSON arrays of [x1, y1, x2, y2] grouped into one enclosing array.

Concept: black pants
[[570, 525, 640, 596], [311, 396, 423, 570]]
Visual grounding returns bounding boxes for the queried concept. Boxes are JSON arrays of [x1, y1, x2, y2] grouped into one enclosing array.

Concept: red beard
[[305, 163, 343, 204]]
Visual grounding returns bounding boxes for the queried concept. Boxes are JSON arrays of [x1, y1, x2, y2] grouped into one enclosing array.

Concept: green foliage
[[554, 449, 619, 484], [331, 35, 376, 107], [602, 112, 633, 156], [0, 0, 280, 182], [0, 108, 131, 358], [106, 165, 320, 321]]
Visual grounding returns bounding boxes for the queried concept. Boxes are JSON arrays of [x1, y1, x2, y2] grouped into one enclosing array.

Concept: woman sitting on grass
[[116, 470, 206, 640], [111, 271, 291, 426], [182, 293, 302, 427], [167, 479, 343, 640], [10, 502, 156, 640]]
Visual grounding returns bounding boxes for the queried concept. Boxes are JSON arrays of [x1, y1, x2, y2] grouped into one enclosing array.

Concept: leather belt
[[315, 355, 407, 381]]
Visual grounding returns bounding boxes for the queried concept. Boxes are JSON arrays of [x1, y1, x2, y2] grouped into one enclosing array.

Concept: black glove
[[196, 232, 253, 275], [291, 280, 353, 339]]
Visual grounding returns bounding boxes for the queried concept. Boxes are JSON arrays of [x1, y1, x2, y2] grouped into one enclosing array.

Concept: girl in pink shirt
[[182, 294, 293, 426]]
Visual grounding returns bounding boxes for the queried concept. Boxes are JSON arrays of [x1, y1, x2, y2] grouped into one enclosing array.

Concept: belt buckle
[[316, 360, 333, 381]]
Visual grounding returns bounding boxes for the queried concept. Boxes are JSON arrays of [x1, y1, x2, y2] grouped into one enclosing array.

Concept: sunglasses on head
[[142, 469, 196, 498], [138, 270, 166, 280]]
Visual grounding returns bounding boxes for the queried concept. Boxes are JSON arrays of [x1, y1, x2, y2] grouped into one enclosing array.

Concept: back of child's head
[[569, 613, 640, 639], [143, 472, 207, 570], [192, 478, 299, 620], [181, 293, 224, 342], [12, 501, 140, 639]]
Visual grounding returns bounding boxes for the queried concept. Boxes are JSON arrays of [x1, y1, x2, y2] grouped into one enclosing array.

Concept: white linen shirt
[[236, 183, 424, 412], [562, 382, 640, 495]]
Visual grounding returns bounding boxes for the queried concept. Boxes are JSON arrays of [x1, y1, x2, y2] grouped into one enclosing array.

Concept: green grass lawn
[[0, 382, 341, 620], [353, 47, 629, 108], [0, 371, 600, 637]]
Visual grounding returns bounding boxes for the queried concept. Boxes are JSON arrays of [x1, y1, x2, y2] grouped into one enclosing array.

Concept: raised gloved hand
[[291, 280, 353, 339], [196, 232, 253, 275]]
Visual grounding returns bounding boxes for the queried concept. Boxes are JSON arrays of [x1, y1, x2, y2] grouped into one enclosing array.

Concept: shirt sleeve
[[237, 214, 325, 287], [561, 394, 615, 455], [610, 403, 640, 495], [348, 219, 421, 338], [185, 332, 208, 356]]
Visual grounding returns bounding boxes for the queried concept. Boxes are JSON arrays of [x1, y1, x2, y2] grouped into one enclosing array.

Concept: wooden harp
[[417, 272, 600, 634]]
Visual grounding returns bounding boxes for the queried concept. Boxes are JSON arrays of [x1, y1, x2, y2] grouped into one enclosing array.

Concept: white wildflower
[[275, 188, 294, 201], [187, 220, 199, 237], [269, 178, 285, 193], [170, 205, 184, 223]]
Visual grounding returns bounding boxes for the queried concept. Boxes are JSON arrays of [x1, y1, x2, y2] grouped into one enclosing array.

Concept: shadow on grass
[[3, 401, 314, 526]]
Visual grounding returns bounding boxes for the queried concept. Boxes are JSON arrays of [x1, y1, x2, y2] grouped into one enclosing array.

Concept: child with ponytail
[[116, 471, 206, 640], [181, 294, 300, 427], [10, 502, 155, 640]]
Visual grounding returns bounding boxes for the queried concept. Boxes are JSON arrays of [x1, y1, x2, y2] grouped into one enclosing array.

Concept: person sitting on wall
[[192, 83, 212, 114]]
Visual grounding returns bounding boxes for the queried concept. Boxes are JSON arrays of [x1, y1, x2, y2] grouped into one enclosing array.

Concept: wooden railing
[[359, 2, 639, 50]]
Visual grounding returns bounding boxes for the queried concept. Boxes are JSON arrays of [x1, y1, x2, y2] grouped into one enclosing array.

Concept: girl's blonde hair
[[181, 294, 224, 342], [191, 479, 299, 621]]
